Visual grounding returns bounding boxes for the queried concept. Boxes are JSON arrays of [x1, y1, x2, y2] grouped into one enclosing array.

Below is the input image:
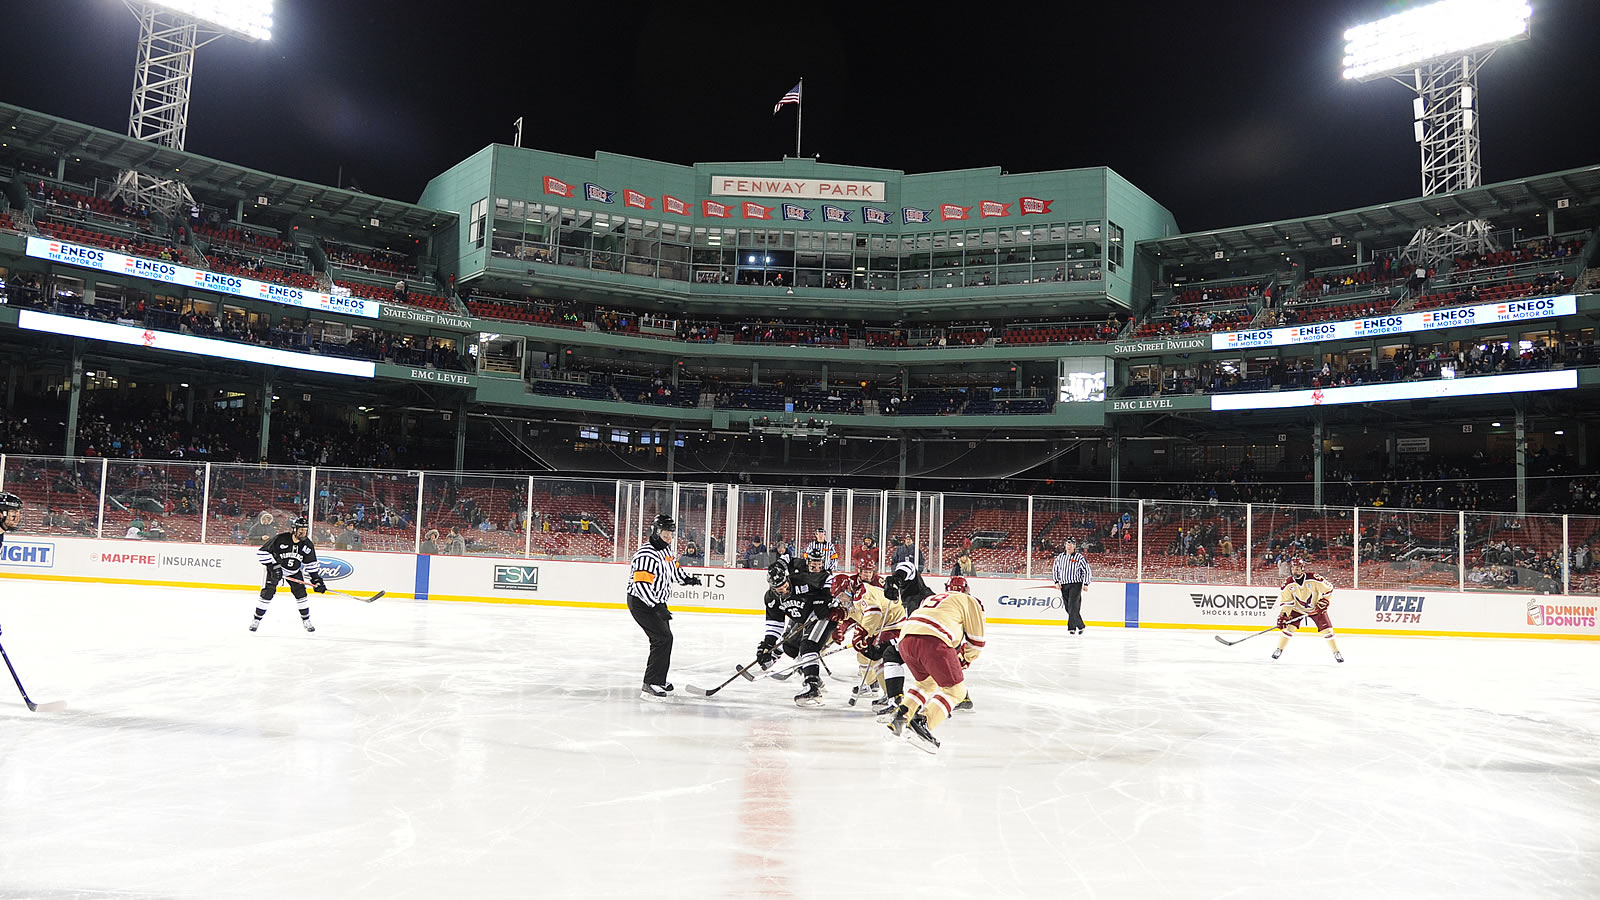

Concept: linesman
[[1052, 538, 1092, 634], [627, 513, 701, 700]]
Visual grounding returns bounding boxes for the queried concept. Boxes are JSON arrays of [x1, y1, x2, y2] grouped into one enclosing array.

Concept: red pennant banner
[[1019, 196, 1053, 215], [979, 200, 1010, 218], [624, 190, 653, 210], [940, 204, 971, 221], [543, 176, 574, 197], [742, 201, 774, 220], [663, 195, 692, 216], [702, 200, 734, 218]]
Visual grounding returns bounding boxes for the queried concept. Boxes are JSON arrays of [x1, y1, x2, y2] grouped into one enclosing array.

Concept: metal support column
[[666, 427, 676, 479], [1514, 403, 1528, 516], [65, 341, 84, 457], [306, 467, 318, 531], [257, 369, 273, 463], [897, 438, 908, 492], [1312, 413, 1325, 508], [454, 400, 468, 471]]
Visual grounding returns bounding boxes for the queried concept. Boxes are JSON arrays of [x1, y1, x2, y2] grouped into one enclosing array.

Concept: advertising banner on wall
[[26, 236, 380, 319], [1211, 294, 1576, 351]]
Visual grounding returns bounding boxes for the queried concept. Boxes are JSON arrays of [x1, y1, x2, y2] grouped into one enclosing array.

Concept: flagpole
[[795, 77, 803, 159]]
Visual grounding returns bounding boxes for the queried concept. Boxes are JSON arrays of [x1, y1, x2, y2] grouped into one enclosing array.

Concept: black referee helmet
[[650, 513, 677, 538]]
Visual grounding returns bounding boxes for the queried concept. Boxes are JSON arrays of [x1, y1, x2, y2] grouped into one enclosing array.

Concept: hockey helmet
[[1289, 556, 1306, 571], [290, 516, 310, 531], [946, 575, 970, 595], [0, 491, 21, 511], [766, 561, 790, 588], [650, 513, 677, 538], [828, 571, 859, 599]]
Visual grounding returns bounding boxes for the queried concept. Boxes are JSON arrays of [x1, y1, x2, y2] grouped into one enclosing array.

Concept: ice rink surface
[[0, 582, 1596, 900]]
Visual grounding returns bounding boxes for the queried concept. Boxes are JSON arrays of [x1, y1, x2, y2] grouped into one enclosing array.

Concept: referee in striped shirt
[[629, 513, 701, 700], [1052, 538, 1092, 634]]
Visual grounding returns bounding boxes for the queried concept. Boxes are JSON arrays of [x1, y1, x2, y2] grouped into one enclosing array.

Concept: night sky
[[3, 1, 1596, 232]]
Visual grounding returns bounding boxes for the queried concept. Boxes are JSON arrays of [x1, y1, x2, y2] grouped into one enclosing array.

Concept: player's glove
[[655, 603, 672, 621], [266, 564, 283, 581], [310, 575, 327, 594], [755, 636, 779, 667], [681, 573, 703, 586], [857, 633, 886, 661]]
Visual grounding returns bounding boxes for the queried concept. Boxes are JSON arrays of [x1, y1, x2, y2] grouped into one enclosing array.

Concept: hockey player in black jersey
[[755, 548, 836, 707], [883, 557, 935, 613], [251, 516, 324, 632], [0, 491, 20, 545]]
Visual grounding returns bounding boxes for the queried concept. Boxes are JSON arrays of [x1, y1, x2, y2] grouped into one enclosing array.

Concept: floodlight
[[1342, 0, 1529, 81], [144, 0, 273, 42]]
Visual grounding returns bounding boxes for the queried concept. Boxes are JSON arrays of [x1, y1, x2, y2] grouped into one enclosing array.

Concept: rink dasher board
[[0, 536, 1595, 640]]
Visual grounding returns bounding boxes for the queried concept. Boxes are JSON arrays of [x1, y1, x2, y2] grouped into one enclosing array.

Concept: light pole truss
[[1397, 53, 1496, 267], [111, 3, 226, 218]]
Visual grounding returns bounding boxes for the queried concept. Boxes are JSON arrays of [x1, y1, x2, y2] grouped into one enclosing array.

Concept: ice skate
[[955, 697, 974, 712], [248, 618, 260, 632], [1271, 648, 1282, 659], [884, 705, 910, 736], [639, 683, 672, 702], [904, 715, 940, 754], [1334, 651, 1345, 663], [794, 676, 825, 708], [302, 618, 316, 633]]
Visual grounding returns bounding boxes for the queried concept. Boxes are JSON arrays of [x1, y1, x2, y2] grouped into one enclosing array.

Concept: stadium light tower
[[111, 1, 274, 217], [1343, 0, 1531, 267]]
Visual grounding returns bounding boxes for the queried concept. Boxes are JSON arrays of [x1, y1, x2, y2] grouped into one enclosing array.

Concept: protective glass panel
[[1140, 500, 1248, 585], [1029, 496, 1139, 582], [734, 489, 774, 569], [765, 489, 801, 562], [883, 491, 933, 574], [1245, 504, 1352, 589], [103, 459, 205, 542], [418, 473, 530, 558], [844, 490, 886, 575], [1567, 515, 1600, 596], [2, 455, 101, 537], [1356, 509, 1459, 591], [675, 482, 710, 567], [939, 492, 1030, 577], [310, 468, 421, 553], [528, 475, 615, 561], [206, 464, 312, 547], [1463, 512, 1564, 594]]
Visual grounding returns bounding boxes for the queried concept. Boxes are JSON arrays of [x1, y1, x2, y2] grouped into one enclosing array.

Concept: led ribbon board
[[1212, 294, 1575, 351], [1210, 369, 1575, 412], [17, 310, 376, 378], [25, 237, 378, 320]]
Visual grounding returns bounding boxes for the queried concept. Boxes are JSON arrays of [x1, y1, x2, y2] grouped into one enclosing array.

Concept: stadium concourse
[[0, 581, 1595, 899]]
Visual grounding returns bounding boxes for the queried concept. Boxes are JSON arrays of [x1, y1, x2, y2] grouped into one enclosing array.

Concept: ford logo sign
[[318, 556, 354, 581]]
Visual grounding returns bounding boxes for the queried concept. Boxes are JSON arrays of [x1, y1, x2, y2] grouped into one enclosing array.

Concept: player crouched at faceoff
[[830, 571, 907, 709], [754, 550, 835, 707], [252, 516, 324, 632], [1273, 557, 1344, 663], [878, 575, 985, 754]]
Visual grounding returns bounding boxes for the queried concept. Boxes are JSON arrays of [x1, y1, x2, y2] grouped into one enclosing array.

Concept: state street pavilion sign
[[1108, 335, 1211, 355], [710, 175, 887, 202]]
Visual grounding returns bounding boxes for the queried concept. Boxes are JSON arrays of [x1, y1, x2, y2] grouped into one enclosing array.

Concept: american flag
[[773, 82, 801, 114]]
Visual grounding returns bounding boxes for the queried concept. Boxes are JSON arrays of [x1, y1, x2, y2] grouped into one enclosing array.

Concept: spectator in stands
[[247, 511, 277, 542], [950, 552, 975, 578], [420, 529, 441, 555], [443, 526, 467, 555]]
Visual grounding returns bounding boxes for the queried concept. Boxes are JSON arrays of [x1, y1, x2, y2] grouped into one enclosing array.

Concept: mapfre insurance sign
[[710, 176, 886, 201]]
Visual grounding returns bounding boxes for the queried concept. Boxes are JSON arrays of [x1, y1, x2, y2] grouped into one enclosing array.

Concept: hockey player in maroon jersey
[[1274, 557, 1344, 663]]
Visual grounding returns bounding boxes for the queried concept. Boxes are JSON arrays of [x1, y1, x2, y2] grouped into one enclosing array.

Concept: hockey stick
[[1214, 615, 1304, 647], [285, 575, 385, 604], [847, 660, 882, 707], [765, 644, 853, 682], [0, 639, 66, 713], [683, 658, 762, 698]]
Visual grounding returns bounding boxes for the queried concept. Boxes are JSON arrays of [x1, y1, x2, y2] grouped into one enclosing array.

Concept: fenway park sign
[[710, 175, 886, 201]]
